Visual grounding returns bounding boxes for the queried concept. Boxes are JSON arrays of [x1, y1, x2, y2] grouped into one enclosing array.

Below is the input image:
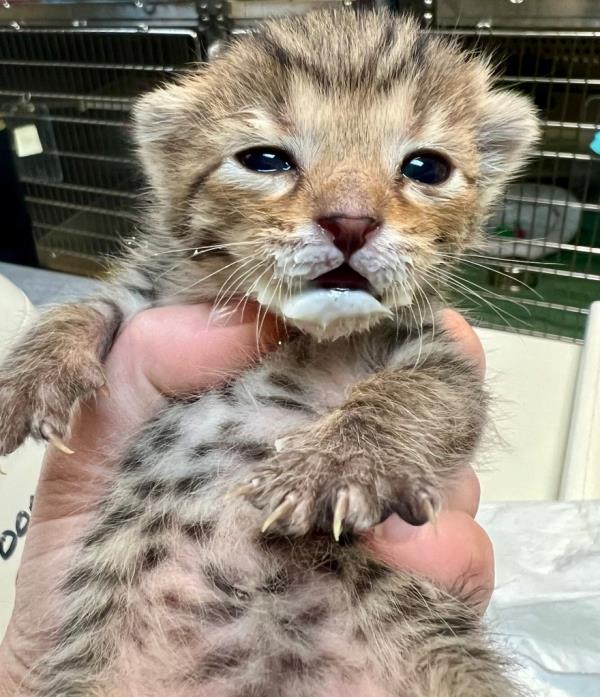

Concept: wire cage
[[425, 0, 600, 341], [0, 22, 203, 275], [1, 0, 599, 342], [435, 29, 600, 342]]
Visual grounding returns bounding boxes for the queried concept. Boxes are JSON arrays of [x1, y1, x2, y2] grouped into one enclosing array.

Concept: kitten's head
[[134, 9, 538, 339]]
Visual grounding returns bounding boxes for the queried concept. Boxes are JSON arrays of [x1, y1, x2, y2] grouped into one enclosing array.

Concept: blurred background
[[0, 0, 599, 341]]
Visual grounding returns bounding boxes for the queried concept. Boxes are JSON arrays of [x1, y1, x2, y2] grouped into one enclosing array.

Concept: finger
[[439, 309, 485, 376], [366, 511, 495, 612], [116, 303, 282, 398], [443, 466, 481, 518]]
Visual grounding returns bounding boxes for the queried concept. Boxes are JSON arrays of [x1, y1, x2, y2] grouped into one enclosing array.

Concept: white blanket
[[479, 501, 600, 696]]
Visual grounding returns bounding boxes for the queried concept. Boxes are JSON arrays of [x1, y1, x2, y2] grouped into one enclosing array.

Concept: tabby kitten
[[0, 9, 538, 697]]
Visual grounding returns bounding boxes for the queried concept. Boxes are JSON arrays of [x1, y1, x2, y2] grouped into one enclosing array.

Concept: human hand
[[0, 303, 280, 695], [0, 306, 491, 695]]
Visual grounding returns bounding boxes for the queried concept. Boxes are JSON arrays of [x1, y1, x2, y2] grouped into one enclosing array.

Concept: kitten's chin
[[260, 287, 393, 340], [287, 312, 388, 340]]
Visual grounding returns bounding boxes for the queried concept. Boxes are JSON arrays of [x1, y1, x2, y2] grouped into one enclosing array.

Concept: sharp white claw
[[261, 496, 295, 533], [41, 422, 74, 455], [48, 433, 75, 456], [226, 480, 259, 500], [274, 438, 286, 453], [333, 489, 349, 542]]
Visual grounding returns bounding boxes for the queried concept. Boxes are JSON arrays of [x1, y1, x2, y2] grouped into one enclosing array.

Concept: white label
[[13, 124, 43, 158]]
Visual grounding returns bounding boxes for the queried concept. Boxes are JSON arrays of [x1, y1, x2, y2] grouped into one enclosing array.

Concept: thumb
[[122, 303, 282, 397], [365, 512, 495, 611]]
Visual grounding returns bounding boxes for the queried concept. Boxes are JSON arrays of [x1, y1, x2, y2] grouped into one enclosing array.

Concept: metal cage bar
[[434, 27, 600, 341], [0, 24, 202, 276]]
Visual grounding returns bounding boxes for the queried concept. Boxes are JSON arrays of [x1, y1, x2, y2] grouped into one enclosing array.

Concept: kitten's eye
[[400, 151, 452, 185], [236, 147, 295, 174]]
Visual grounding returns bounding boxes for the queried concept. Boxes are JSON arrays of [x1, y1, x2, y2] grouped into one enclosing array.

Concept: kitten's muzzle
[[317, 215, 381, 258]]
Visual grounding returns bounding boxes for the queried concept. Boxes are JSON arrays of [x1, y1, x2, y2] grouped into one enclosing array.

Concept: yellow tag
[[13, 124, 43, 158]]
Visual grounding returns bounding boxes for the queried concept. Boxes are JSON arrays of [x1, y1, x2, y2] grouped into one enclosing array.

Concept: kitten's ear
[[133, 82, 192, 150], [477, 90, 540, 189], [132, 81, 203, 193]]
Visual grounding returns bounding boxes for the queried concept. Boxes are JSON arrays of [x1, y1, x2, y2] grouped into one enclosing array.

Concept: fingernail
[[208, 302, 285, 354], [373, 514, 421, 543]]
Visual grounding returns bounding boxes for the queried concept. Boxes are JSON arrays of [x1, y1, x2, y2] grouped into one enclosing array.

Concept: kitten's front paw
[[235, 451, 380, 539], [0, 354, 106, 456], [233, 442, 442, 539]]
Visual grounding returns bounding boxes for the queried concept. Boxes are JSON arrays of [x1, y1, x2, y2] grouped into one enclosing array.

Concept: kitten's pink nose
[[318, 216, 381, 258]]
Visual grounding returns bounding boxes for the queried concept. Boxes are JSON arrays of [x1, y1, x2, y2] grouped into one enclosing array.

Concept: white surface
[[479, 501, 600, 697], [475, 328, 581, 502], [0, 274, 37, 359], [0, 440, 44, 637], [0, 261, 103, 307], [13, 124, 43, 158], [562, 302, 600, 500]]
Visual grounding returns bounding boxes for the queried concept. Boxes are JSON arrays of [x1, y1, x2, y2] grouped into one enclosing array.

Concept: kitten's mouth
[[312, 263, 372, 293], [277, 262, 392, 338]]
